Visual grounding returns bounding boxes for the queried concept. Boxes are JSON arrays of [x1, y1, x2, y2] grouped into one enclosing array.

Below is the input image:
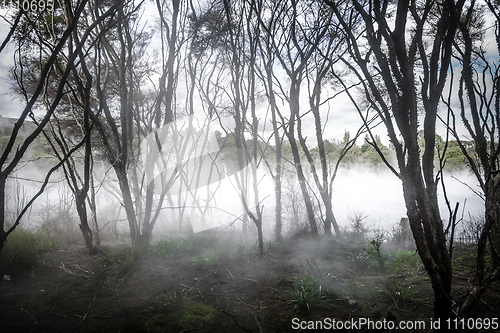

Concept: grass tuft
[[288, 272, 337, 312], [154, 236, 218, 259], [146, 289, 215, 332]]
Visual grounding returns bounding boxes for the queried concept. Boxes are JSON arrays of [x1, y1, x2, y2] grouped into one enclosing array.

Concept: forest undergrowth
[[0, 223, 498, 332]]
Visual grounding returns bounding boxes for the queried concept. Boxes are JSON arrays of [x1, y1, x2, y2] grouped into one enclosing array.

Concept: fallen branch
[[237, 296, 258, 310], [59, 262, 76, 276], [226, 268, 258, 283]]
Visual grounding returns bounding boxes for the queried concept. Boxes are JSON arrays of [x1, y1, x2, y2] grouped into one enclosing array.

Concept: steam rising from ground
[[7, 159, 484, 242]]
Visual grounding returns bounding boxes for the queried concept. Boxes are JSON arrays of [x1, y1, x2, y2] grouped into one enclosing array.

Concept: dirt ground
[[0, 234, 499, 332]]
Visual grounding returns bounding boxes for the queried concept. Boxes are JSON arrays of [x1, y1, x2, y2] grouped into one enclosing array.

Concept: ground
[[0, 232, 499, 332]]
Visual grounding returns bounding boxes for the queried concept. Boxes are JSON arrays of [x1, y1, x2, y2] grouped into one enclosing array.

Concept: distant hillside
[[0, 116, 18, 137], [0, 115, 37, 138], [0, 116, 48, 161]]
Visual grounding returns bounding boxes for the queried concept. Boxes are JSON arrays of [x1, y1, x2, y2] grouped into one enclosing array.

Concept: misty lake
[[149, 165, 485, 237], [12, 162, 484, 240]]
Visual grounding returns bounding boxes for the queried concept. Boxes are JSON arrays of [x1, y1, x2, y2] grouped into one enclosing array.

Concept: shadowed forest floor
[[1, 232, 499, 332]]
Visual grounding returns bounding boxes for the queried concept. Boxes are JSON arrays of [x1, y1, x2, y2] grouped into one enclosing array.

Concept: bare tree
[[87, 0, 189, 245], [0, 0, 119, 252], [261, 0, 333, 238], [324, 0, 467, 322], [256, 13, 284, 240], [217, 0, 268, 257], [442, 0, 500, 314]]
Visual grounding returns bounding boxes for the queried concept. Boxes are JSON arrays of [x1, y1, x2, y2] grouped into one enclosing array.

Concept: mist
[[7, 157, 485, 243]]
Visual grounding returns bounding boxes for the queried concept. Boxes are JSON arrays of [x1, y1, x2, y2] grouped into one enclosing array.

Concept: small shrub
[[454, 248, 480, 271], [0, 227, 58, 271], [79, 246, 146, 296], [236, 244, 246, 257], [365, 230, 386, 267], [457, 215, 484, 245], [348, 211, 368, 235], [148, 288, 194, 313]]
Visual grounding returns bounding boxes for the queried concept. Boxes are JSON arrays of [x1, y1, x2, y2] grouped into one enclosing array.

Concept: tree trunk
[[489, 174, 500, 267], [0, 176, 6, 253], [288, 86, 318, 237], [88, 170, 100, 247], [274, 164, 283, 241], [75, 191, 97, 255], [401, 172, 454, 323], [322, 192, 341, 237], [288, 137, 318, 237], [461, 174, 500, 314], [114, 164, 138, 244]]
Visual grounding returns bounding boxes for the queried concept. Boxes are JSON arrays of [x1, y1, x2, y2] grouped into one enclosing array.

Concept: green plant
[[390, 250, 424, 274], [365, 231, 386, 267], [154, 238, 195, 258], [154, 236, 219, 259], [68, 246, 148, 296], [288, 273, 336, 312], [146, 289, 215, 333], [193, 250, 223, 266], [289, 283, 327, 312], [0, 227, 58, 271], [236, 244, 246, 257], [347, 250, 369, 269], [81, 246, 146, 295], [377, 280, 419, 305], [103, 246, 146, 277], [390, 218, 413, 247]]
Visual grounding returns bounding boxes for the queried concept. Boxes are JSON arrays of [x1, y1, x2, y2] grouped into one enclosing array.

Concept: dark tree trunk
[[75, 191, 97, 255], [322, 192, 341, 237], [288, 135, 318, 237], [257, 221, 264, 259], [288, 85, 318, 238], [401, 170, 454, 323], [0, 177, 5, 253], [88, 171, 100, 247], [114, 164, 138, 244], [461, 175, 500, 313], [488, 176, 500, 267]]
